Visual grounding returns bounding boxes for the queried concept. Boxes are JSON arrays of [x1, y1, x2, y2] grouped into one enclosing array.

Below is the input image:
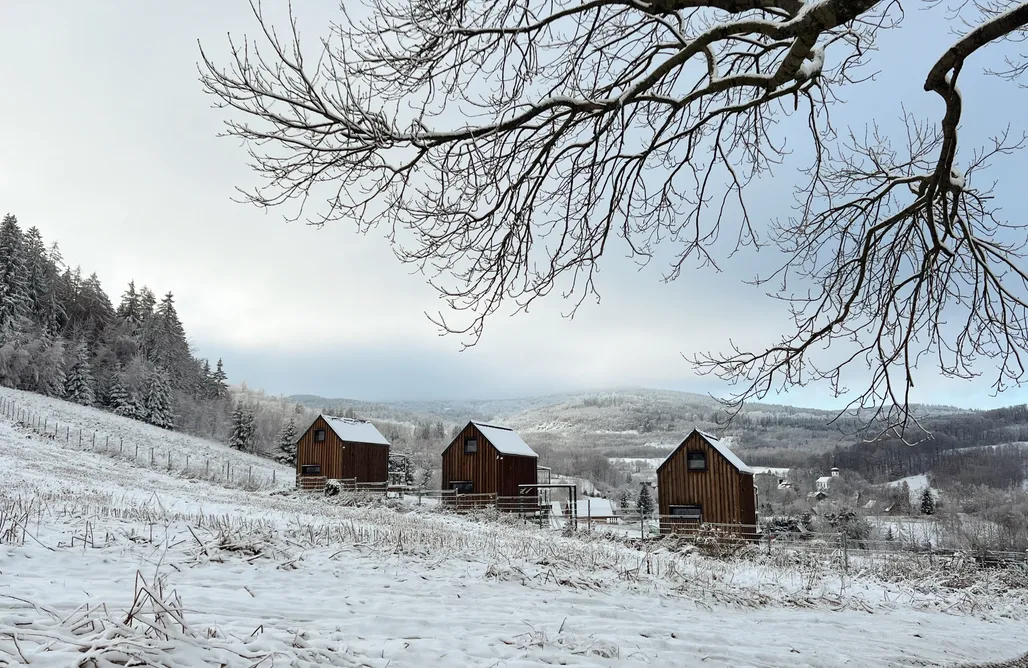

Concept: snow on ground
[[1, 396, 1027, 666], [887, 474, 934, 504], [751, 466, 791, 477], [0, 386, 291, 491]]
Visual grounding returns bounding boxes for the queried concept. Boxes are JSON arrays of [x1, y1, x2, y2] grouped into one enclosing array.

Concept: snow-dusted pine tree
[[276, 416, 297, 464], [0, 214, 30, 334], [116, 280, 143, 331], [618, 489, 631, 511], [920, 488, 936, 516], [109, 380, 134, 416], [211, 359, 229, 398], [229, 402, 256, 451], [64, 341, 95, 406], [637, 485, 654, 518], [143, 368, 175, 429]]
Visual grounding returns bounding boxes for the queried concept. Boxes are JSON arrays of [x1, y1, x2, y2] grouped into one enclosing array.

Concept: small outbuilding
[[656, 429, 757, 534], [295, 415, 390, 489], [440, 421, 538, 505]]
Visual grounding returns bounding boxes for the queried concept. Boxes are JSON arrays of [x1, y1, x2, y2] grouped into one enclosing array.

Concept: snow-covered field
[[887, 474, 934, 505], [751, 466, 791, 477], [1, 390, 1027, 666]]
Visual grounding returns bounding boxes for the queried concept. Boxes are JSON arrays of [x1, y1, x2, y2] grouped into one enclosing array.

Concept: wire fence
[[296, 480, 1028, 569], [0, 395, 283, 492]]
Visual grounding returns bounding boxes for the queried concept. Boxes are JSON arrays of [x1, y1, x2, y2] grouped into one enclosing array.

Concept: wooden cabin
[[656, 429, 756, 534], [295, 415, 390, 490], [440, 421, 538, 508]]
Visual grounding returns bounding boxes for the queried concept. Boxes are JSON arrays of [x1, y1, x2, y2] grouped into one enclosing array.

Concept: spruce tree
[[117, 280, 143, 329], [64, 341, 96, 406], [618, 489, 631, 510], [920, 488, 936, 516], [229, 402, 256, 451], [0, 214, 30, 333], [23, 227, 61, 337], [276, 416, 297, 464], [109, 380, 134, 416], [637, 485, 655, 517], [211, 358, 228, 398], [143, 368, 175, 429]]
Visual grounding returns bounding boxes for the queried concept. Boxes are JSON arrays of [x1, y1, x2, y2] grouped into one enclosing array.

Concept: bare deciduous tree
[[198, 0, 1028, 437]]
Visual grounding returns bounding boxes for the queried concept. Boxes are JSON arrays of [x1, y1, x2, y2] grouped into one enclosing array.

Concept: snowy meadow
[[1, 388, 1026, 667]]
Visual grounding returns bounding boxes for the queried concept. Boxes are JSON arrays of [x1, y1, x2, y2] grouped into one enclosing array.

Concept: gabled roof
[[297, 414, 390, 446], [816, 476, 833, 484], [658, 429, 753, 474], [472, 422, 538, 458]]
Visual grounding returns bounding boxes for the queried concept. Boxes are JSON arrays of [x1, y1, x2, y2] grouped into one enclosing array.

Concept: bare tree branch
[[199, 0, 1028, 440]]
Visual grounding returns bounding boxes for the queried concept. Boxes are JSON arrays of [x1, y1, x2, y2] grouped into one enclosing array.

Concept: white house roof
[[472, 422, 538, 458], [298, 414, 390, 446], [573, 498, 617, 518], [816, 476, 833, 484], [660, 429, 753, 474]]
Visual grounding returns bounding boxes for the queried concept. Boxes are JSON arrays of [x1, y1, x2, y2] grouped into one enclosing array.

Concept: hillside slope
[[0, 386, 290, 492], [1, 391, 1024, 666]]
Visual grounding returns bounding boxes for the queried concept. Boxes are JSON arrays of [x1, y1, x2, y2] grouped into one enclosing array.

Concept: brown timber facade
[[440, 422, 538, 506], [295, 415, 389, 485], [656, 430, 757, 534]]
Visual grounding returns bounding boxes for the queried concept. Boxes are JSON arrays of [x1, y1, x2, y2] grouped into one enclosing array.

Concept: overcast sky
[[2, 2, 1027, 408]]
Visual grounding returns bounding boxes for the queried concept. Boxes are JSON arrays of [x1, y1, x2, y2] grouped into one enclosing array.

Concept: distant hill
[[289, 387, 973, 461]]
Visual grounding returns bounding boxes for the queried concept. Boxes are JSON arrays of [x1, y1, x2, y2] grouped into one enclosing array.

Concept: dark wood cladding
[[440, 423, 537, 502], [295, 416, 389, 483], [657, 431, 756, 532]]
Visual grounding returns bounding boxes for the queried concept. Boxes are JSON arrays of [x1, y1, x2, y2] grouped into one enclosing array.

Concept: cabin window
[[301, 464, 322, 476], [314, 429, 326, 442], [451, 480, 473, 494], [669, 505, 702, 521], [686, 450, 707, 471], [464, 438, 478, 454]]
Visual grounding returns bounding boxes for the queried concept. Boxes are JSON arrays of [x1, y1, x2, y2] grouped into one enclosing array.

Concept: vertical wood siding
[[657, 431, 757, 532], [295, 416, 389, 483], [440, 423, 538, 504]]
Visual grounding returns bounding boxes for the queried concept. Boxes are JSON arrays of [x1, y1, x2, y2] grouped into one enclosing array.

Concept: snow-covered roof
[[298, 415, 390, 446], [659, 429, 753, 474], [573, 498, 617, 518], [816, 476, 833, 484], [472, 422, 538, 457]]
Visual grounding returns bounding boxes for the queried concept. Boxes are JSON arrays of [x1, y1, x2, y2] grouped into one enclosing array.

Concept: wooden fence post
[[205, 459, 209, 475], [167, 451, 171, 470], [78, 430, 82, 447], [150, 447, 154, 464], [272, 469, 276, 484], [248, 466, 252, 485], [66, 426, 69, 442], [91, 432, 95, 449]]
